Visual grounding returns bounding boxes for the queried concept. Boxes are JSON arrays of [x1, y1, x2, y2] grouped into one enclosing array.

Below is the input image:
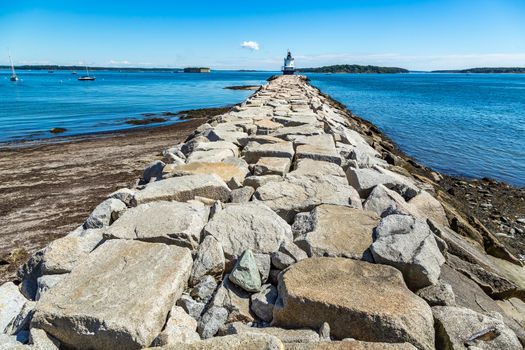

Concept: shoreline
[[0, 107, 231, 150], [1, 83, 524, 284], [0, 107, 229, 283], [315, 87, 525, 259]]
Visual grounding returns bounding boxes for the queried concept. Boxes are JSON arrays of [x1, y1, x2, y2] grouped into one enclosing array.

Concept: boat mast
[[9, 52, 16, 77], [85, 66, 89, 76]]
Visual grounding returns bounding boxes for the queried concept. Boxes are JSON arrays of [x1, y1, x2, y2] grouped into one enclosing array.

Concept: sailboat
[[78, 66, 95, 81], [9, 53, 18, 82]]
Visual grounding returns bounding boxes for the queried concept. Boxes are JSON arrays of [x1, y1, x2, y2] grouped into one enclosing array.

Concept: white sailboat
[[78, 66, 95, 81], [9, 53, 18, 82]]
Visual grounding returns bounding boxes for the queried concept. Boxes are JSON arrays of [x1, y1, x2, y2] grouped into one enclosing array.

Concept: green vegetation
[[432, 67, 525, 73], [298, 65, 408, 74]]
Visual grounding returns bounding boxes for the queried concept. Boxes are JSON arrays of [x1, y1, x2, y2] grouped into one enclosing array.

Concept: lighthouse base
[[282, 70, 295, 75]]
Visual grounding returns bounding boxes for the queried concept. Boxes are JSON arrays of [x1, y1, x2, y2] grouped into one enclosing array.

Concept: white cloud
[[241, 41, 260, 51]]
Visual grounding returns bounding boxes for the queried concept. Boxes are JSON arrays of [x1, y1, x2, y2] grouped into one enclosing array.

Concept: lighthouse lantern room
[[282, 50, 295, 75]]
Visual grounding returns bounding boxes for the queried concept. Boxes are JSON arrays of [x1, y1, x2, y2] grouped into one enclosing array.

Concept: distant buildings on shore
[[183, 67, 211, 73]]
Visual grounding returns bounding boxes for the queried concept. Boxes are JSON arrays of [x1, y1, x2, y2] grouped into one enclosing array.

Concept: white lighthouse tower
[[282, 50, 295, 75]]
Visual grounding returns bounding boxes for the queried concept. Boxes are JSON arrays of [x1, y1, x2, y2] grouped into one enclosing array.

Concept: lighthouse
[[282, 50, 295, 75]]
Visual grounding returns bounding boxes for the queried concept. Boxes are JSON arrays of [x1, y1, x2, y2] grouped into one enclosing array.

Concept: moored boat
[[78, 66, 95, 81], [9, 53, 18, 81]]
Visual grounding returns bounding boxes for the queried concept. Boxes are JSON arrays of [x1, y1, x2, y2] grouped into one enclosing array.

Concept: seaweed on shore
[[50, 127, 67, 134], [224, 85, 261, 90], [125, 117, 167, 125]]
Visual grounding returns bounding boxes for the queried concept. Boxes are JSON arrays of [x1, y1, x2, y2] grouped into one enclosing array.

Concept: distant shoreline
[[432, 67, 525, 74], [2, 65, 525, 74], [0, 65, 277, 72]]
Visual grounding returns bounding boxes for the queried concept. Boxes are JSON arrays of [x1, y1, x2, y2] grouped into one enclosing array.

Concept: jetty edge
[[1, 75, 524, 349]]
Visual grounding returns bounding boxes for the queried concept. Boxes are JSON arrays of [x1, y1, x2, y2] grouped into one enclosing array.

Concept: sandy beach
[[0, 108, 227, 283]]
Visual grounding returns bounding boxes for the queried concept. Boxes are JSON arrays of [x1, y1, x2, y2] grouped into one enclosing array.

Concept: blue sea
[[1, 70, 524, 187]]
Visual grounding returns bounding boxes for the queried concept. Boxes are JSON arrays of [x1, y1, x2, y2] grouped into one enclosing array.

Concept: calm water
[[1, 70, 524, 187], [307, 73, 525, 187], [0, 70, 274, 142]]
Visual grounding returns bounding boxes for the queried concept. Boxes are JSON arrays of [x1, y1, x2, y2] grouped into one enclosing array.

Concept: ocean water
[[307, 73, 525, 187], [0, 70, 274, 142], [1, 70, 524, 187]]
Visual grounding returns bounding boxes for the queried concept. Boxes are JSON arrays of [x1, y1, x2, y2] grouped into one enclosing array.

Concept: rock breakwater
[[1, 75, 525, 349]]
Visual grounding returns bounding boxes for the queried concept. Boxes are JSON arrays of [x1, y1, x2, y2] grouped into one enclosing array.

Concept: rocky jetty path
[[1, 75, 525, 349]]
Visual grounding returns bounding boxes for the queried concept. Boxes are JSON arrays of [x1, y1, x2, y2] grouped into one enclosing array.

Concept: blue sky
[[1, 0, 524, 70]]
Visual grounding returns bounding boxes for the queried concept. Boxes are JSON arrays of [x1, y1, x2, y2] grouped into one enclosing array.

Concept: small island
[[432, 67, 525, 74], [297, 64, 409, 74], [183, 67, 211, 73], [0, 65, 183, 72]]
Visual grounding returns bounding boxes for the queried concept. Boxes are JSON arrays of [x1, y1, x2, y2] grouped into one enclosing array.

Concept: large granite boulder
[[371, 214, 445, 290], [272, 257, 435, 350], [3, 299, 34, 336], [429, 220, 525, 299], [439, 264, 525, 344], [338, 129, 387, 168], [167, 162, 248, 186], [292, 159, 347, 179], [132, 174, 230, 206], [203, 203, 293, 264], [31, 240, 193, 350], [183, 141, 239, 157], [197, 306, 229, 339], [252, 157, 292, 176], [0, 334, 28, 350], [363, 184, 417, 218], [35, 274, 66, 301], [190, 235, 225, 286], [186, 149, 236, 163], [142, 160, 165, 183], [294, 134, 342, 165], [144, 333, 283, 350], [40, 230, 103, 274], [250, 284, 278, 322], [270, 125, 324, 140], [254, 174, 361, 223], [104, 200, 209, 250], [433, 306, 522, 350], [272, 114, 319, 127], [221, 322, 320, 344], [84, 198, 126, 229], [203, 129, 248, 146], [346, 167, 418, 199], [242, 141, 294, 164], [151, 305, 200, 346], [407, 191, 448, 227], [497, 298, 525, 330], [292, 204, 379, 260], [0, 282, 27, 333], [279, 340, 417, 350], [210, 276, 253, 323]]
